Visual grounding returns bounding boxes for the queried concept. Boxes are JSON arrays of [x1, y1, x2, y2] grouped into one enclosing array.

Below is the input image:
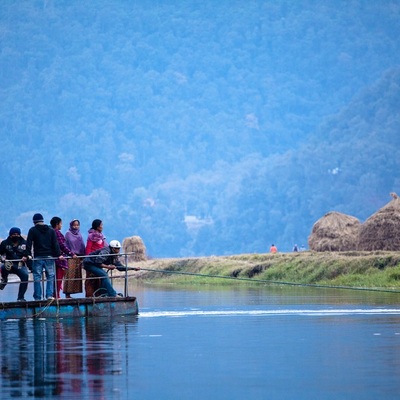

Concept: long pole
[[132, 267, 400, 294]]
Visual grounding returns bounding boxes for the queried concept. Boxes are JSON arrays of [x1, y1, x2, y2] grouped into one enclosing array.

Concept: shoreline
[[122, 251, 400, 289]]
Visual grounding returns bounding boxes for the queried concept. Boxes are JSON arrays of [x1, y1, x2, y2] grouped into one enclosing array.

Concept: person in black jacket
[[0, 227, 30, 301], [26, 213, 61, 301]]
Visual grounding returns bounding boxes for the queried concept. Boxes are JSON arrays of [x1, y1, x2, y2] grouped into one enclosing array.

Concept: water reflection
[[2, 285, 400, 399], [0, 316, 137, 398], [1, 320, 31, 397]]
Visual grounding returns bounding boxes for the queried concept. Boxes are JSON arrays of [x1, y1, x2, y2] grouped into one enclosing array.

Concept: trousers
[[83, 263, 116, 297], [32, 257, 55, 300]]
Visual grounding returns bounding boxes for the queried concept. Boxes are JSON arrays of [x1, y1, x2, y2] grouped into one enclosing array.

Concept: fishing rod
[[129, 267, 400, 294], [2, 256, 400, 294]]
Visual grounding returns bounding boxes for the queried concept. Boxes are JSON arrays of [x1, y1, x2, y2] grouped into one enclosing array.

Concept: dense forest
[[0, 0, 399, 257]]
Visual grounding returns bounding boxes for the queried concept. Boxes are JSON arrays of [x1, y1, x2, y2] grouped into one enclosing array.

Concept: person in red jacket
[[85, 219, 107, 254], [85, 219, 107, 297]]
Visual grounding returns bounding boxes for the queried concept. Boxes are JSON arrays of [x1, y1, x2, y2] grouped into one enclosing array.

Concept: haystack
[[122, 235, 147, 263], [358, 193, 400, 251], [308, 211, 361, 252]]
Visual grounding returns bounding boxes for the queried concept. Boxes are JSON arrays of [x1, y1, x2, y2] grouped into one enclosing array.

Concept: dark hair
[[50, 216, 62, 228], [91, 219, 102, 230]]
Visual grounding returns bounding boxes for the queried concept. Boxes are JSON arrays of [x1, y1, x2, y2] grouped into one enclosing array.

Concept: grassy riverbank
[[124, 251, 400, 290]]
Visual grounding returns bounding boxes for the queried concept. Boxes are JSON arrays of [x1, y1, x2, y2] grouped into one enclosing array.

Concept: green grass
[[128, 251, 400, 290]]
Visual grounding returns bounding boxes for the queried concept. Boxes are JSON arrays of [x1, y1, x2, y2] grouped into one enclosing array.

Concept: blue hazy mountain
[[0, 1, 399, 256]]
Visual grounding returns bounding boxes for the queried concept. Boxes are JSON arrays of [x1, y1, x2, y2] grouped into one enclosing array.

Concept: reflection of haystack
[[308, 211, 361, 252], [122, 236, 147, 262], [358, 193, 400, 251]]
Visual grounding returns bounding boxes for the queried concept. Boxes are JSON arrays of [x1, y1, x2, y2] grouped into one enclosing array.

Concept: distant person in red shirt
[[270, 244, 278, 254]]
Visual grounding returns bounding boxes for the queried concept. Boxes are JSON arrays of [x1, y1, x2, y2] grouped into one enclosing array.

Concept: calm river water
[[1, 280, 400, 399]]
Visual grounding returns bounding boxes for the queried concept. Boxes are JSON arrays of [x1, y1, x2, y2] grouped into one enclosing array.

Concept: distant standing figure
[[293, 244, 298, 252], [50, 216, 76, 299], [26, 213, 61, 300], [85, 219, 108, 297], [64, 219, 85, 298], [270, 244, 278, 254], [0, 227, 30, 302]]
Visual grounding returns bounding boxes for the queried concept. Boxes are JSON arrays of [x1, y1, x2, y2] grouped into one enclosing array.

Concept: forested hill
[[0, 1, 399, 257]]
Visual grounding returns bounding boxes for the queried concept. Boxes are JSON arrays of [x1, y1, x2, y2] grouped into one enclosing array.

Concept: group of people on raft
[[0, 213, 139, 302]]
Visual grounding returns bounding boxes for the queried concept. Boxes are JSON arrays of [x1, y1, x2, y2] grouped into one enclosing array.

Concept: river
[[1, 281, 400, 399]]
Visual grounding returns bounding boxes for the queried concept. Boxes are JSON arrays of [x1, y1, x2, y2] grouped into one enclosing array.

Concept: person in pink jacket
[[85, 219, 107, 297], [85, 219, 107, 254]]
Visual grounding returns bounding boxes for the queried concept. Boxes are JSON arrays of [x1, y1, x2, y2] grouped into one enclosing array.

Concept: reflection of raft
[[0, 296, 139, 320]]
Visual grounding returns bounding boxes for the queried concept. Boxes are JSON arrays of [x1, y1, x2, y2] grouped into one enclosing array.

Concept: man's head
[[9, 227, 21, 241], [32, 213, 44, 224], [109, 240, 121, 253]]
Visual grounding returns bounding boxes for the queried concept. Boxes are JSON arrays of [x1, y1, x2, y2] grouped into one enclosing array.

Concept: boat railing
[[0, 252, 139, 298]]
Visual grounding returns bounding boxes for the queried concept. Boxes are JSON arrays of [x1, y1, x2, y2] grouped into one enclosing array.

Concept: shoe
[[116, 293, 124, 297], [46, 296, 55, 300], [0, 278, 7, 290], [17, 298, 26, 302]]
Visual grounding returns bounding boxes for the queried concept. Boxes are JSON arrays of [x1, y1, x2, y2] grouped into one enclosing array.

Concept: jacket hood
[[35, 224, 51, 234], [88, 229, 105, 241]]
